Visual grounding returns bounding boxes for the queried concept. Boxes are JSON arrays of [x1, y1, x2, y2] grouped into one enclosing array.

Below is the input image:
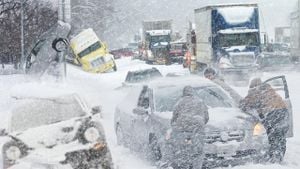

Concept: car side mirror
[[133, 107, 148, 116], [0, 129, 7, 136], [91, 106, 101, 115]]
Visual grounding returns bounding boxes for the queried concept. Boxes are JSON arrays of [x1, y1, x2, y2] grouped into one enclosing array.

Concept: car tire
[[149, 134, 162, 161], [113, 63, 117, 72]]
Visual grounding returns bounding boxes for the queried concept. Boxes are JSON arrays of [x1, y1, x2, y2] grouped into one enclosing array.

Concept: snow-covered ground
[[0, 58, 299, 169]]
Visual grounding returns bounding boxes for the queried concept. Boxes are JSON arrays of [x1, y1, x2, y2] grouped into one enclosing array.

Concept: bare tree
[[0, 0, 57, 68], [70, 0, 115, 39]]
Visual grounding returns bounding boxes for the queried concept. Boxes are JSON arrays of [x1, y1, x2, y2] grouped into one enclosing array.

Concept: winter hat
[[249, 78, 262, 88], [204, 67, 216, 76]]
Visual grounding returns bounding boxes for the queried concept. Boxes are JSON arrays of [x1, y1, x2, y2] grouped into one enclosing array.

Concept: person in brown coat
[[239, 78, 289, 163]]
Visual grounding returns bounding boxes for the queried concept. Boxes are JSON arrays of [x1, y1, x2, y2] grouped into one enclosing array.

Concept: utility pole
[[57, 0, 71, 80], [58, 0, 71, 23]]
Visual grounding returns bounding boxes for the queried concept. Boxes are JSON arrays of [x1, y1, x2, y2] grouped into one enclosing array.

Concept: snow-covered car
[[0, 94, 113, 169], [258, 53, 298, 72], [121, 68, 163, 87], [23, 21, 71, 76], [114, 76, 293, 168]]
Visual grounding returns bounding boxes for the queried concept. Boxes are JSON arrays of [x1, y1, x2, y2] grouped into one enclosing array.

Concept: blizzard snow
[[218, 6, 255, 24], [0, 58, 300, 169]]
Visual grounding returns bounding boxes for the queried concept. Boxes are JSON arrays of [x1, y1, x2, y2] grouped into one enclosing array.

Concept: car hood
[[205, 108, 255, 132], [9, 117, 86, 150], [155, 107, 255, 132]]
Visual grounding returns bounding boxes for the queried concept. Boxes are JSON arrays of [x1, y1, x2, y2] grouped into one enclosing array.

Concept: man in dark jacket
[[240, 78, 289, 163], [162, 86, 208, 169]]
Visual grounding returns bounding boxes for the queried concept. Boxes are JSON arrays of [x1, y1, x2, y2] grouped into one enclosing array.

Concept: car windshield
[[154, 86, 233, 112], [78, 41, 102, 58], [150, 35, 171, 43], [10, 95, 87, 132], [125, 69, 162, 83], [219, 32, 259, 47], [32, 39, 46, 56]]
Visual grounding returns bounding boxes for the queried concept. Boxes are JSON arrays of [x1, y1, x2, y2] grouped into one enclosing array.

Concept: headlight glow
[[84, 127, 100, 143], [253, 123, 266, 136], [5, 146, 21, 160]]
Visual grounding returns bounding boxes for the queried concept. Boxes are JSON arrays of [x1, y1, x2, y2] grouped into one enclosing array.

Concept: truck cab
[[193, 4, 261, 83], [145, 30, 171, 64], [141, 20, 173, 65], [70, 28, 117, 73]]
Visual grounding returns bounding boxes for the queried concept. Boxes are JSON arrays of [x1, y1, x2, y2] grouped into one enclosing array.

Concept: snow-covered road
[[0, 58, 299, 169]]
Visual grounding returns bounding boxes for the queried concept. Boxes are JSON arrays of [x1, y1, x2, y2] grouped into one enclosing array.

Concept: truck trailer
[[141, 20, 172, 65], [290, 3, 300, 62], [192, 3, 261, 83]]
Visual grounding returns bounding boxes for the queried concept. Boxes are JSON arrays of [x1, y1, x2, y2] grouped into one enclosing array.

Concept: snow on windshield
[[10, 95, 86, 132], [218, 7, 255, 24], [154, 85, 233, 112]]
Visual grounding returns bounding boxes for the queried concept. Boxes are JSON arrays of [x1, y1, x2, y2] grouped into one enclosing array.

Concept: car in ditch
[[0, 93, 113, 169], [114, 75, 293, 168]]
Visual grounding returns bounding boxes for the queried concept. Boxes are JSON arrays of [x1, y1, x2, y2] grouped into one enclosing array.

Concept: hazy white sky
[[53, 0, 299, 47], [108, 0, 298, 47]]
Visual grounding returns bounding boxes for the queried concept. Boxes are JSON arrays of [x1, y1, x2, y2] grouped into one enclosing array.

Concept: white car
[[0, 92, 113, 169], [114, 75, 293, 168]]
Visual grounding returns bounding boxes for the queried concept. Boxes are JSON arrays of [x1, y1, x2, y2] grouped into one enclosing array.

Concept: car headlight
[[5, 146, 21, 160], [253, 123, 266, 136], [84, 127, 100, 142]]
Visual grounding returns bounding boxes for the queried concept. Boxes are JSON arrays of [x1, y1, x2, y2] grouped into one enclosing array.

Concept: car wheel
[[116, 124, 125, 146], [149, 134, 162, 161]]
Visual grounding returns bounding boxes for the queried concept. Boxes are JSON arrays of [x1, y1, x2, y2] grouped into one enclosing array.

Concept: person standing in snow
[[163, 86, 208, 169], [203, 67, 242, 104], [239, 78, 289, 163]]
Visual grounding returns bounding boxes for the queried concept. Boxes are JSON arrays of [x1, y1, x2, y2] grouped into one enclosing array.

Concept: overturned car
[[114, 76, 293, 168], [0, 93, 113, 169]]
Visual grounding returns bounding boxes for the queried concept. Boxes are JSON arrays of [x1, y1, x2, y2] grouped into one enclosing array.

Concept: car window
[[137, 86, 150, 109], [125, 69, 162, 83], [195, 87, 233, 108], [154, 86, 233, 112]]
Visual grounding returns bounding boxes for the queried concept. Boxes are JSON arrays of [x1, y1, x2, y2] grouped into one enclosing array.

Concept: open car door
[[263, 75, 293, 138]]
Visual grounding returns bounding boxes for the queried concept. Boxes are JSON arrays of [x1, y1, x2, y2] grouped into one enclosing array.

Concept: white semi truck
[[191, 4, 261, 83]]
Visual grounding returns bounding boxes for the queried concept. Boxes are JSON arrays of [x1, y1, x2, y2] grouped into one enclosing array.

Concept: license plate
[[217, 145, 236, 157]]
